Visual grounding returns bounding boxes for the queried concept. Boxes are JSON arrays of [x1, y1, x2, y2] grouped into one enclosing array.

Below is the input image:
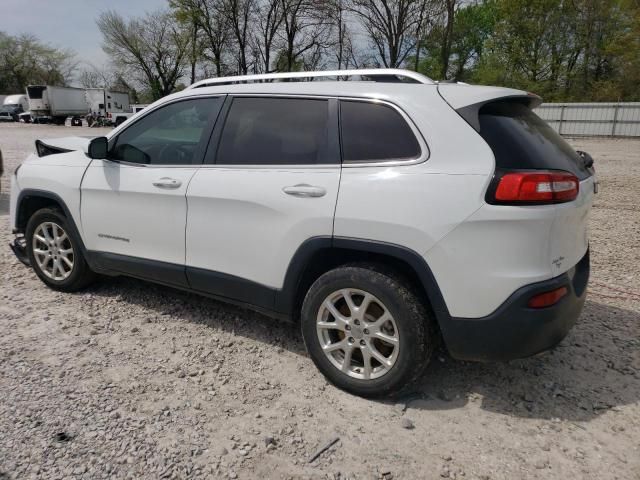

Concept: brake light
[[107, 112, 112, 118], [528, 287, 568, 308], [494, 171, 579, 204]]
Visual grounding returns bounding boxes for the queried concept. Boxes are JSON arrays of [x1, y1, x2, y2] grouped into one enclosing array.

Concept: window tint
[[111, 97, 222, 165], [340, 100, 420, 162], [216, 97, 330, 165], [478, 101, 591, 180]]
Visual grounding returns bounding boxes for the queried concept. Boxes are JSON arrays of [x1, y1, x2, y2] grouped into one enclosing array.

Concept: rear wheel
[[26, 208, 96, 292], [301, 265, 436, 398]]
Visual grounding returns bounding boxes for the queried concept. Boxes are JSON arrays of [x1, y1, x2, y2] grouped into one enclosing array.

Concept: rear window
[[340, 100, 421, 163], [478, 101, 591, 180]]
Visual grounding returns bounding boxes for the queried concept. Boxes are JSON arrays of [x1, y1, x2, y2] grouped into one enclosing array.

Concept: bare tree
[[97, 10, 190, 100], [253, 0, 285, 72], [222, 0, 256, 74], [279, 0, 332, 72], [78, 64, 114, 89], [439, 0, 458, 78], [347, 0, 430, 68], [173, 0, 231, 77], [171, 1, 205, 83], [329, 0, 363, 70]]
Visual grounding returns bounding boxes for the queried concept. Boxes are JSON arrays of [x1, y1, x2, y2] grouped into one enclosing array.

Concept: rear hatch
[[439, 85, 595, 277], [476, 100, 595, 276]]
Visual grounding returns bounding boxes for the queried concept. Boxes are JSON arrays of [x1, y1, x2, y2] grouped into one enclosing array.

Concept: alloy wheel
[[316, 288, 400, 380], [32, 222, 74, 281]]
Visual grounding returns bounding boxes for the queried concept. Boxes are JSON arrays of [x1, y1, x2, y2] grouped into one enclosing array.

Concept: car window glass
[[216, 97, 330, 165], [111, 97, 222, 165], [478, 100, 591, 181], [340, 100, 420, 162]]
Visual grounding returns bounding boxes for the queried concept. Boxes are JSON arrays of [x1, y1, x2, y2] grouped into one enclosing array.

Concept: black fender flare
[[15, 189, 90, 259], [276, 236, 452, 328]]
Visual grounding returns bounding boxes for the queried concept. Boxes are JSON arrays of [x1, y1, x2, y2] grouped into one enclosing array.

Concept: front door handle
[[152, 177, 182, 189], [282, 184, 326, 198]]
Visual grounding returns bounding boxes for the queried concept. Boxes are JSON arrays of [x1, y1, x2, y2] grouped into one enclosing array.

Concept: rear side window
[[478, 101, 591, 180], [216, 97, 331, 165], [340, 100, 421, 163]]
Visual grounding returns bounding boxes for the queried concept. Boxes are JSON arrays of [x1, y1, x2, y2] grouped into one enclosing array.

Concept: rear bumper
[[442, 249, 590, 362]]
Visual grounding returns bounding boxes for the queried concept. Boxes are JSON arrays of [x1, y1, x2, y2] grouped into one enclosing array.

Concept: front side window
[[110, 97, 223, 165], [216, 97, 330, 165], [340, 100, 421, 163]]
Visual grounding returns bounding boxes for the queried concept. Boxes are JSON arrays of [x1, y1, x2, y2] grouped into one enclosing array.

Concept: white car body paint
[[80, 160, 199, 265], [37, 137, 93, 153], [12, 152, 91, 237], [186, 165, 340, 287], [9, 73, 594, 322]]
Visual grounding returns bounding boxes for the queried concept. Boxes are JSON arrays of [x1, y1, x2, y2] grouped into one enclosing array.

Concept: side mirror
[[88, 137, 108, 159]]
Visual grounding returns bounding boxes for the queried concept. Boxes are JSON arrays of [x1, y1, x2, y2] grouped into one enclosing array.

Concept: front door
[[80, 96, 224, 286]]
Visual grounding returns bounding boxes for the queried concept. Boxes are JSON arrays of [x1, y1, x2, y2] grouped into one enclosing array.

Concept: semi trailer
[[26, 85, 89, 124]]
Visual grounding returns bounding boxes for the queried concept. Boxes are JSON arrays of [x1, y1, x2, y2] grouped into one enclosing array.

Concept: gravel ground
[[1, 124, 639, 480]]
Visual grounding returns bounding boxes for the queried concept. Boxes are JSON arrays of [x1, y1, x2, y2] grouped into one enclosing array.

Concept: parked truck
[[85, 89, 130, 120], [0, 94, 29, 122], [26, 85, 88, 124], [106, 103, 147, 126]]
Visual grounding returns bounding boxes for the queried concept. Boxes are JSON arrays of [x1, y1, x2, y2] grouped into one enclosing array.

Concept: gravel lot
[[1, 123, 639, 480]]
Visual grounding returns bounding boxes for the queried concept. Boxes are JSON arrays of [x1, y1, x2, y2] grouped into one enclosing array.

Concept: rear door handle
[[152, 177, 182, 189], [282, 184, 326, 198]]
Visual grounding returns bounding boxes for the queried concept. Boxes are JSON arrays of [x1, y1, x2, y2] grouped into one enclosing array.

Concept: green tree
[[0, 32, 76, 93], [415, 1, 497, 81]]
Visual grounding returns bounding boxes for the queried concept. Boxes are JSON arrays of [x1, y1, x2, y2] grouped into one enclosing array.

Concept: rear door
[[185, 96, 341, 308]]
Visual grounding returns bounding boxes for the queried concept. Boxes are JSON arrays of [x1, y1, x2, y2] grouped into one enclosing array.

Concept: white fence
[[535, 102, 640, 137]]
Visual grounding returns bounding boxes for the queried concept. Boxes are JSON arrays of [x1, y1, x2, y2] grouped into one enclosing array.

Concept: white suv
[[9, 69, 595, 397]]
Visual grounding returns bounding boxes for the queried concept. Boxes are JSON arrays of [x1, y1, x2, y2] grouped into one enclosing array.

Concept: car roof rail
[[187, 68, 435, 89]]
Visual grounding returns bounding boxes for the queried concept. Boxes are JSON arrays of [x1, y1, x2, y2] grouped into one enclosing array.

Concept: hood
[[36, 136, 95, 156]]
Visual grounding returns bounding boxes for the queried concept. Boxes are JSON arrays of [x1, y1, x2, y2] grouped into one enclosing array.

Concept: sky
[[2, 0, 167, 70]]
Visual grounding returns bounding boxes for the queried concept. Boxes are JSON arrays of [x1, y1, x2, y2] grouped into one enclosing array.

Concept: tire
[[25, 208, 96, 292], [115, 117, 125, 126], [301, 264, 436, 398]]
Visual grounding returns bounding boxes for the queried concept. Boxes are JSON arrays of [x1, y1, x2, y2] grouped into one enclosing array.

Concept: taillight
[[527, 287, 568, 308], [492, 170, 579, 204], [107, 112, 112, 118]]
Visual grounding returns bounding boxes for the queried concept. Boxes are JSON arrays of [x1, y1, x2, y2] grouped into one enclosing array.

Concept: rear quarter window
[[340, 100, 421, 163], [478, 101, 591, 180]]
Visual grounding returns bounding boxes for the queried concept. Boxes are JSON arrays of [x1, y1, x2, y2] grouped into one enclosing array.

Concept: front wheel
[[301, 265, 436, 398], [25, 208, 96, 292]]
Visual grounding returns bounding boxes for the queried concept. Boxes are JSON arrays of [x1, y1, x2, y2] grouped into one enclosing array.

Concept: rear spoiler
[[437, 84, 542, 132]]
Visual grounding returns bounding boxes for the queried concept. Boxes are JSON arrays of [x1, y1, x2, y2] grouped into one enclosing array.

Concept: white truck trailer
[[26, 85, 89, 124], [85, 89, 130, 118]]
